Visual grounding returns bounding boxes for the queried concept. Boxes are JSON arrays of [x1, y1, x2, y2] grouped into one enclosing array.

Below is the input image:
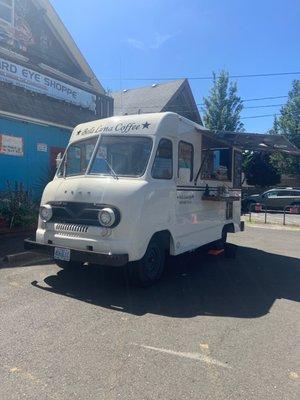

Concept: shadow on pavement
[[31, 246, 300, 319]]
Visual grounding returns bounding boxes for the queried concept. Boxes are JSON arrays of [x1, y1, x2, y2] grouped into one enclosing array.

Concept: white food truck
[[25, 112, 245, 286]]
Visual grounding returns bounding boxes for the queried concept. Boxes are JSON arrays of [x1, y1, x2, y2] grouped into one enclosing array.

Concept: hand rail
[[249, 203, 267, 223]]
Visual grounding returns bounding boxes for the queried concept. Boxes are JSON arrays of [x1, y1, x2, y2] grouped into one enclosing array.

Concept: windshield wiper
[[99, 157, 119, 180]]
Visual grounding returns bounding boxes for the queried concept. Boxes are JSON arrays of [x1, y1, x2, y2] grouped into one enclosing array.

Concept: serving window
[[200, 134, 233, 182], [201, 148, 232, 181]]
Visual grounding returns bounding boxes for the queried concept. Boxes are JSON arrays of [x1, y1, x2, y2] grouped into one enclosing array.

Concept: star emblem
[[142, 122, 150, 129]]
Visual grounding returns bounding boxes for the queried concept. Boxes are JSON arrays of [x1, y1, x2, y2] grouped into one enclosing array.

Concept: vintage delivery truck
[[25, 112, 247, 286]]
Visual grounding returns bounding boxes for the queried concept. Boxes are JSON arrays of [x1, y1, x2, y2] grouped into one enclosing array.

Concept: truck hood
[[41, 176, 148, 208]]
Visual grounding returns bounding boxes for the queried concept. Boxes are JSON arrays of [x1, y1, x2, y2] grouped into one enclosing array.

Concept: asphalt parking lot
[[0, 226, 299, 400]]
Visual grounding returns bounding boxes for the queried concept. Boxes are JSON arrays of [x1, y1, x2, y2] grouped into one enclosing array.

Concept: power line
[[104, 71, 300, 81], [241, 95, 288, 102], [241, 114, 279, 119], [200, 95, 288, 106], [243, 104, 284, 109], [199, 104, 284, 111], [114, 95, 289, 109], [114, 102, 285, 112]]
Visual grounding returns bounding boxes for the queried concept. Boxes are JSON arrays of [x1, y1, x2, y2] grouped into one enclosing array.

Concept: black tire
[[247, 200, 256, 212], [224, 243, 237, 259], [221, 229, 228, 246], [214, 228, 227, 249], [128, 238, 165, 287], [55, 260, 83, 270]]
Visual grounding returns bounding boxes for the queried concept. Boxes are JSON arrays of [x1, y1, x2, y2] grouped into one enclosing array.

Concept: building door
[[50, 146, 65, 177]]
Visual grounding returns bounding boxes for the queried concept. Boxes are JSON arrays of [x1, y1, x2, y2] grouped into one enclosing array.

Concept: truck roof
[[69, 112, 207, 143]]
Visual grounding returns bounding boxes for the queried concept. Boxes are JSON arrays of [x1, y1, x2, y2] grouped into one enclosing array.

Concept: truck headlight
[[39, 204, 53, 222], [98, 208, 116, 227]]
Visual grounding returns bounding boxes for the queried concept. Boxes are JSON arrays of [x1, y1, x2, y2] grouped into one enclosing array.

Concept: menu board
[[233, 150, 242, 188]]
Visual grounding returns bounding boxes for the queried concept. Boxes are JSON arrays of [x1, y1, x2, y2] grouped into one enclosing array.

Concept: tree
[[244, 152, 281, 187], [203, 70, 244, 132], [269, 80, 300, 174], [268, 115, 279, 135]]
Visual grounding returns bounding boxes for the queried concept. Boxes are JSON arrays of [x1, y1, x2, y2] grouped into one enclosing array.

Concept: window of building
[[152, 139, 173, 179], [178, 141, 194, 182], [0, 0, 14, 26]]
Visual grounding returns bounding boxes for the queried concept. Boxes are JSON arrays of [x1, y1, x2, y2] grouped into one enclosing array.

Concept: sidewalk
[[0, 232, 32, 259], [243, 212, 300, 228]]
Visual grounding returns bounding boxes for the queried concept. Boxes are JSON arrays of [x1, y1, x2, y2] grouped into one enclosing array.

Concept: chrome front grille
[[49, 202, 101, 226], [55, 223, 89, 233]]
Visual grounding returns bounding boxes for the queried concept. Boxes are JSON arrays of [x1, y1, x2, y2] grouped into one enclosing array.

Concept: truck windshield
[[90, 136, 152, 177], [58, 136, 152, 178], [58, 137, 98, 177]]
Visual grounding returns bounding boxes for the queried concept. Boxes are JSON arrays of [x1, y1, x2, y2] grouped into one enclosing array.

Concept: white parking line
[[136, 344, 231, 369]]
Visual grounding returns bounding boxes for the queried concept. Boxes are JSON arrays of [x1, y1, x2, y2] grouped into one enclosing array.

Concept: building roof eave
[[34, 0, 105, 94], [0, 109, 73, 131]]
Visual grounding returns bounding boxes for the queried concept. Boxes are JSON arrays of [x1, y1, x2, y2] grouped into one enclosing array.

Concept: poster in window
[[0, 134, 23, 156]]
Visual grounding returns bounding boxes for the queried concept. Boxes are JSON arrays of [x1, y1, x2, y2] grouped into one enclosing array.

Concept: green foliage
[[203, 70, 244, 132], [269, 80, 300, 174], [268, 115, 280, 135], [0, 182, 38, 229], [270, 152, 298, 175], [243, 152, 281, 187]]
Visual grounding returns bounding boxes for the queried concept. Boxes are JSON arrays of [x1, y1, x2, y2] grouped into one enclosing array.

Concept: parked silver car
[[243, 188, 300, 211]]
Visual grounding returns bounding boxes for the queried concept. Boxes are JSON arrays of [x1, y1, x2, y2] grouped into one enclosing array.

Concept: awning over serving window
[[217, 131, 300, 155]]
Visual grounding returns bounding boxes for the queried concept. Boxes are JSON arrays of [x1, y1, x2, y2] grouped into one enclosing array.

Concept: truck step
[[207, 248, 224, 256]]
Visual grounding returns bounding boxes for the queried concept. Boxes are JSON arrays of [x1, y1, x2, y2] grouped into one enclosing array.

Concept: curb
[[244, 222, 300, 231], [1, 251, 51, 268]]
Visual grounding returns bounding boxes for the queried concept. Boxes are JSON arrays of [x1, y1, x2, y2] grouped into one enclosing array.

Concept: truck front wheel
[[129, 238, 165, 287]]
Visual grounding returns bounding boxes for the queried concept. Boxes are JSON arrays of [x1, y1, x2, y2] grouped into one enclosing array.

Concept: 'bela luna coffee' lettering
[[77, 121, 151, 136]]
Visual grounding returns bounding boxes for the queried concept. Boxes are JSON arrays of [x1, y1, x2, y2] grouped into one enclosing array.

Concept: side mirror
[[56, 152, 62, 169]]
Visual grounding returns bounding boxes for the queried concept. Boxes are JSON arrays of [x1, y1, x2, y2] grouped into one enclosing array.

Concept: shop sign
[[0, 134, 23, 157], [0, 57, 96, 111], [37, 143, 48, 152]]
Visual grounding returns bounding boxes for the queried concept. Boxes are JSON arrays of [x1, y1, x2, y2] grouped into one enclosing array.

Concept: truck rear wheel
[[55, 260, 83, 270], [129, 238, 165, 287]]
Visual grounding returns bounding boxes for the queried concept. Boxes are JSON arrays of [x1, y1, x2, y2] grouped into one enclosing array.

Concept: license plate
[[54, 247, 71, 261]]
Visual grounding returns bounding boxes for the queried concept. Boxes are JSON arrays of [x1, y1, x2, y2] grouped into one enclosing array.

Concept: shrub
[[0, 182, 38, 229]]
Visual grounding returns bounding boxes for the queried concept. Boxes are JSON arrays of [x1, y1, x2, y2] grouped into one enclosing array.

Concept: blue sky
[[51, 0, 300, 133]]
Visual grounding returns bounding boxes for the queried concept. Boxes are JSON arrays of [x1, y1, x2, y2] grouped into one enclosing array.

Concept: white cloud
[[126, 31, 179, 51], [126, 38, 146, 51], [150, 32, 178, 49]]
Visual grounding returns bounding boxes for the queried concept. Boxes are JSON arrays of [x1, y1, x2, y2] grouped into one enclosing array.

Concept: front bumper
[[24, 238, 129, 267]]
